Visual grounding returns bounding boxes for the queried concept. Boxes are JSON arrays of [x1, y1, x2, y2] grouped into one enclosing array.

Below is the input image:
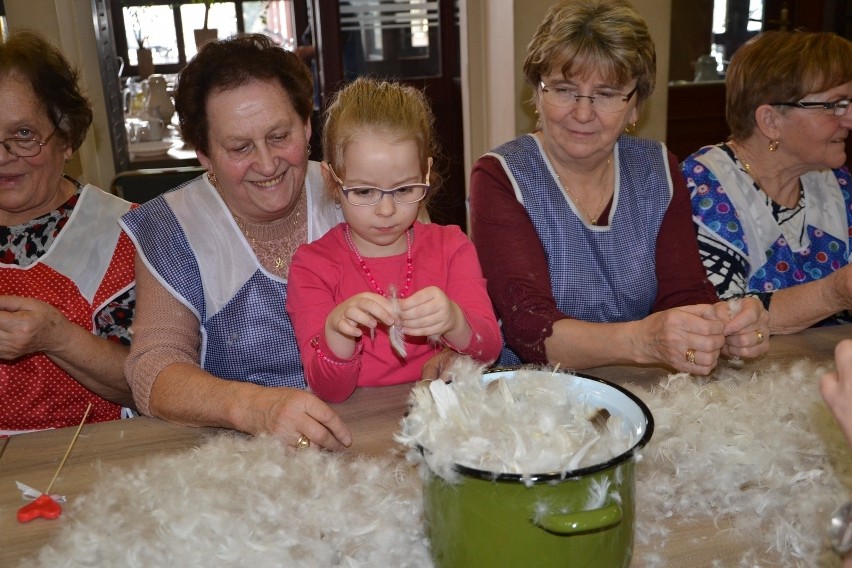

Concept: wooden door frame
[[308, 0, 467, 228]]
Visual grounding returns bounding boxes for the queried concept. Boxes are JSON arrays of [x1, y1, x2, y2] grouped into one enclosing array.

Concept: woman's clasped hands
[[642, 297, 769, 375], [0, 296, 63, 360]]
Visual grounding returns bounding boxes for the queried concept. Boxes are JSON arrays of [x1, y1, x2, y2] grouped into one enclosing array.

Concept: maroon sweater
[[469, 150, 718, 364]]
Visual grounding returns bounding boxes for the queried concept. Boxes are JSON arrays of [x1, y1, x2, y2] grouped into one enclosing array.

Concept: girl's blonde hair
[[322, 77, 441, 204]]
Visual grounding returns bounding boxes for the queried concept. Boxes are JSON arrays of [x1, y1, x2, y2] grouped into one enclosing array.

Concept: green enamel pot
[[423, 370, 654, 568]]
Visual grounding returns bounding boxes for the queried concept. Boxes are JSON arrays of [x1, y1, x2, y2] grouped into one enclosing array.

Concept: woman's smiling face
[[0, 74, 72, 226], [197, 78, 311, 223], [773, 81, 852, 172]]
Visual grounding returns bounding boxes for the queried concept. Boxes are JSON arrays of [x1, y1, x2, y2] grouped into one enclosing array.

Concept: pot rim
[[442, 367, 654, 484]]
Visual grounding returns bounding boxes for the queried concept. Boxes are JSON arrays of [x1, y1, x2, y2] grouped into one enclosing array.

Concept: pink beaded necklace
[[343, 223, 414, 298]]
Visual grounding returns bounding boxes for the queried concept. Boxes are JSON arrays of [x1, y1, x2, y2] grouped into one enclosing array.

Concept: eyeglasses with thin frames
[[769, 98, 852, 117], [1, 127, 58, 158], [328, 163, 431, 207], [539, 81, 638, 113]]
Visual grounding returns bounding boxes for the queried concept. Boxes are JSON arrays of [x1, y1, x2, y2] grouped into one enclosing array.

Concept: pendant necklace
[[728, 141, 766, 192], [343, 223, 414, 298], [208, 172, 303, 276], [554, 155, 613, 226], [234, 216, 290, 274]]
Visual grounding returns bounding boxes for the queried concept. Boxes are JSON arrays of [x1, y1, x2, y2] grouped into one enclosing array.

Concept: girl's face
[[196, 79, 310, 224], [334, 132, 425, 258]]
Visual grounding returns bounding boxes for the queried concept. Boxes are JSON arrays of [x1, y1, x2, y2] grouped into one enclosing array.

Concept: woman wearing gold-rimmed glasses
[[469, 0, 769, 376], [0, 31, 137, 432], [683, 30, 852, 335]]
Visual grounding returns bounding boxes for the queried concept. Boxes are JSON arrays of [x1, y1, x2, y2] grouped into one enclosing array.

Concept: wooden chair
[[110, 166, 207, 204]]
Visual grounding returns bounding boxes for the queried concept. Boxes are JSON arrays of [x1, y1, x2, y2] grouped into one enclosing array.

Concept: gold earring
[[624, 122, 637, 134], [768, 139, 779, 152]]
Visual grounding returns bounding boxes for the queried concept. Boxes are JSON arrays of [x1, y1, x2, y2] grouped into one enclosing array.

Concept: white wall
[[4, 0, 116, 190]]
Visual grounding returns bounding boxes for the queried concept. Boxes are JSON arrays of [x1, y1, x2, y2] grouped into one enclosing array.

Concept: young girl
[[286, 77, 501, 403]]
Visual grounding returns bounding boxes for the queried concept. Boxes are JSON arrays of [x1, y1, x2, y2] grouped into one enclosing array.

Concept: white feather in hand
[[388, 284, 406, 358]]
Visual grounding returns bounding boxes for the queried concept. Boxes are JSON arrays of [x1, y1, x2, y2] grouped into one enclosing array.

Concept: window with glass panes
[[111, 1, 295, 77]]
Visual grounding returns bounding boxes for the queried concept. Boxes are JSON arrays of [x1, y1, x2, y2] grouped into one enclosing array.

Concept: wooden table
[[1, 325, 849, 565]]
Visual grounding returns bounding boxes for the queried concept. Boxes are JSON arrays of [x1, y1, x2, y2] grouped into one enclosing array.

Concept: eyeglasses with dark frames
[[769, 99, 852, 117], [539, 82, 639, 112], [1, 127, 58, 158], [328, 164, 431, 207]]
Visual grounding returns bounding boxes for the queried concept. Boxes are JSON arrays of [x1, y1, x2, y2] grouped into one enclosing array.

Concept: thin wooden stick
[[44, 403, 92, 496], [0, 436, 9, 461]]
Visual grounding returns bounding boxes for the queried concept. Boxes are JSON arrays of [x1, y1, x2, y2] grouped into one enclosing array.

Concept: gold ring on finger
[[755, 330, 764, 345], [685, 348, 696, 364], [296, 435, 311, 450]]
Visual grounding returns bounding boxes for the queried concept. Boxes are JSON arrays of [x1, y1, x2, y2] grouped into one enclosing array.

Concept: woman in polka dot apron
[[682, 31, 852, 334], [469, 0, 769, 377], [120, 35, 353, 451], [0, 31, 136, 432]]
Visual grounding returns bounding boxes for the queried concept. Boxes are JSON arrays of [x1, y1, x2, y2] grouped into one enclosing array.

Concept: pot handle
[[533, 502, 622, 535]]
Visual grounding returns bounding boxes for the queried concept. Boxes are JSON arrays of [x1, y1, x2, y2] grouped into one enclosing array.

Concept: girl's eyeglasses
[[328, 163, 431, 207]]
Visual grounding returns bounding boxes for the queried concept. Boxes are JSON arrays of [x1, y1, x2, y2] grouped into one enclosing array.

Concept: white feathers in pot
[[396, 358, 636, 484]]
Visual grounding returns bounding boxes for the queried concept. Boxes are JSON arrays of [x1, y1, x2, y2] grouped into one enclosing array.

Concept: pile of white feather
[[28, 434, 430, 568], [633, 358, 852, 567], [23, 358, 852, 568], [396, 358, 636, 484]]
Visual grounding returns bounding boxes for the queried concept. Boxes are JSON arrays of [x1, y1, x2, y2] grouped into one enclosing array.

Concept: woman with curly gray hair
[[0, 30, 136, 431]]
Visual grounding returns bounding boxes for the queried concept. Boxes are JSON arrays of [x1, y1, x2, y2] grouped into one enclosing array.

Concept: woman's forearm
[[544, 318, 646, 369], [46, 320, 134, 407], [767, 269, 852, 334]]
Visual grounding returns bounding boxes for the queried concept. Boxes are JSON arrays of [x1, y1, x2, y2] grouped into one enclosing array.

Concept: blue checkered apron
[[121, 177, 306, 388], [489, 134, 672, 364]]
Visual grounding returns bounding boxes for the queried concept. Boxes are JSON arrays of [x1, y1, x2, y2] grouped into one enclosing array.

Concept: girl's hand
[[398, 286, 471, 346], [324, 293, 395, 358]]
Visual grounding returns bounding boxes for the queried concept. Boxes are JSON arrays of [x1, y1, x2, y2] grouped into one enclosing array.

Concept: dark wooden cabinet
[[666, 81, 728, 162]]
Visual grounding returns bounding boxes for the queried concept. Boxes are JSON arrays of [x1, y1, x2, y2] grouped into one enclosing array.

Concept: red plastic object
[[17, 494, 62, 523]]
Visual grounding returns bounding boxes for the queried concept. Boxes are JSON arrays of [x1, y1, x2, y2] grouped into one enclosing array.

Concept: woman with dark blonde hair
[[683, 30, 852, 334], [470, 0, 768, 374]]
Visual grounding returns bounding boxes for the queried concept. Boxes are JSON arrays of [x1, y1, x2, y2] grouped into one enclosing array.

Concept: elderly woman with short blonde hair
[[683, 30, 852, 334]]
